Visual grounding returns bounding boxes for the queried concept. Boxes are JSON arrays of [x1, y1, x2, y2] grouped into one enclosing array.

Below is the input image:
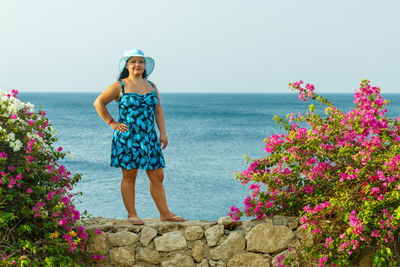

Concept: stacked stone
[[84, 215, 318, 267]]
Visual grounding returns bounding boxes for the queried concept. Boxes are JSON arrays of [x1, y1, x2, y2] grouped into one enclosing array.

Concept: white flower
[[8, 103, 17, 114], [68, 152, 75, 160], [5, 133, 15, 142], [25, 102, 34, 113], [10, 140, 23, 152], [27, 132, 43, 144]]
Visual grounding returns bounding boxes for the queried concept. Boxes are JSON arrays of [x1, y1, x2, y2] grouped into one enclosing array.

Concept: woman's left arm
[[152, 82, 168, 149]]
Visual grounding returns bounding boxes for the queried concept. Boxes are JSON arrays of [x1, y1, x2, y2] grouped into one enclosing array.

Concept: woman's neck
[[126, 74, 145, 83]]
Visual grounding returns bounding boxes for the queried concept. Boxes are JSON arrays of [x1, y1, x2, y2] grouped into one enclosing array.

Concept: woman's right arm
[[93, 82, 128, 132]]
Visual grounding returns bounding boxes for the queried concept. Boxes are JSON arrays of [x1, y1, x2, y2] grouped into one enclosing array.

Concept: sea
[[17, 92, 400, 221]]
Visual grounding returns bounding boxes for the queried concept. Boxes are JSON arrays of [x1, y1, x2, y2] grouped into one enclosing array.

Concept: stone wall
[[83, 216, 373, 267]]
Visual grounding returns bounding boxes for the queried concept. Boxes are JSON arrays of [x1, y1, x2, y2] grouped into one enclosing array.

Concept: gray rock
[[192, 240, 206, 262], [197, 259, 209, 267], [182, 220, 217, 228], [287, 238, 301, 251], [83, 217, 119, 231], [288, 220, 299, 230], [227, 252, 271, 267], [161, 253, 195, 267], [237, 219, 268, 233], [143, 218, 185, 234], [210, 232, 245, 261], [295, 227, 314, 247], [246, 223, 295, 254], [86, 232, 108, 254], [109, 246, 135, 266], [205, 225, 224, 246], [185, 225, 204, 241], [113, 221, 143, 232], [140, 226, 158, 246], [83, 222, 114, 232], [217, 216, 239, 229], [209, 260, 227, 267], [154, 231, 187, 251], [132, 263, 158, 267], [272, 215, 290, 226], [136, 247, 161, 264], [108, 231, 139, 247]]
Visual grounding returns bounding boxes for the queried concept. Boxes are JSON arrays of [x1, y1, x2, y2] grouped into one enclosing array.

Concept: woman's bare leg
[[146, 168, 185, 221], [121, 168, 140, 219]]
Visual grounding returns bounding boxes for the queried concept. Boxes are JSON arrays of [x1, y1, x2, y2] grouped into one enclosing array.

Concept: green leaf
[[6, 194, 13, 201]]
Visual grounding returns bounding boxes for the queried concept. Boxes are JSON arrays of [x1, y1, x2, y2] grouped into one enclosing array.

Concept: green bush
[[0, 90, 104, 266], [230, 80, 400, 266]]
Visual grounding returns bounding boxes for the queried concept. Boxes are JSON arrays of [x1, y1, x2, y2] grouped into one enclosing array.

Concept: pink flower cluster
[[318, 255, 327, 267], [1, 169, 23, 189], [300, 202, 331, 231], [275, 254, 291, 267], [230, 80, 400, 265], [264, 134, 284, 153], [4, 89, 19, 98], [290, 80, 315, 101], [349, 211, 364, 235], [371, 209, 397, 243], [228, 205, 241, 221], [0, 90, 96, 264], [239, 159, 268, 184]]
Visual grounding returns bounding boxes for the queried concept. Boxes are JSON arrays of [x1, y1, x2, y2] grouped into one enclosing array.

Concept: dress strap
[[120, 79, 125, 94], [147, 80, 157, 92]]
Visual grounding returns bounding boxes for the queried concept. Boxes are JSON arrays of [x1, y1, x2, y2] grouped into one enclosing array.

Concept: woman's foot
[[160, 213, 186, 222], [127, 216, 145, 225]]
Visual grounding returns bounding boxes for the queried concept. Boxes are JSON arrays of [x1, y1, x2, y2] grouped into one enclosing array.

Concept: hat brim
[[119, 56, 155, 76]]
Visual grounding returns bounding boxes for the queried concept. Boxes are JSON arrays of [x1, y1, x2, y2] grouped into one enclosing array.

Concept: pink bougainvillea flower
[[47, 191, 56, 200], [231, 80, 400, 265], [94, 229, 102, 235], [11, 89, 18, 97], [371, 230, 380, 237], [318, 255, 327, 267]]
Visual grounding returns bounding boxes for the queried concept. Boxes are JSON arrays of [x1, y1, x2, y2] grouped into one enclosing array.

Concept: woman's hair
[[117, 65, 148, 80]]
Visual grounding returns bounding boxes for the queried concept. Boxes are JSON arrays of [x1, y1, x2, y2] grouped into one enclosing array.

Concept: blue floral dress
[[110, 79, 166, 170]]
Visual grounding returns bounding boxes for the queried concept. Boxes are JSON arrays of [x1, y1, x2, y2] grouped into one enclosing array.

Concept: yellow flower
[[68, 231, 77, 237], [49, 231, 59, 239]]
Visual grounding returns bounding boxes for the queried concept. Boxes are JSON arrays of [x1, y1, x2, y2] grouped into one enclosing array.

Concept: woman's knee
[[147, 169, 164, 184], [122, 168, 138, 181]]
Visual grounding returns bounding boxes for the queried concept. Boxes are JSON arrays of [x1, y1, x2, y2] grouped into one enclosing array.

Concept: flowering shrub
[[0, 90, 104, 266], [229, 80, 400, 266]]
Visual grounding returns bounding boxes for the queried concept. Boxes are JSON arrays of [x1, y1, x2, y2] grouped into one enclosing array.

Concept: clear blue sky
[[1, 0, 399, 93]]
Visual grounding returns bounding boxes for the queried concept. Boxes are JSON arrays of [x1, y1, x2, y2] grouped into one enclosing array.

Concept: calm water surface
[[18, 92, 400, 221]]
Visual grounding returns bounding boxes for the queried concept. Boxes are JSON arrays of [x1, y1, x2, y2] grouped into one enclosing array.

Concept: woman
[[93, 48, 185, 224]]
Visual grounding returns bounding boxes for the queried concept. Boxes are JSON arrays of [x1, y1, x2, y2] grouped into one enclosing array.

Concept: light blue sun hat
[[119, 48, 155, 76]]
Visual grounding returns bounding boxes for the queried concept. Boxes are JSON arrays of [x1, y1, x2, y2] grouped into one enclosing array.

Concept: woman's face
[[126, 56, 145, 76]]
